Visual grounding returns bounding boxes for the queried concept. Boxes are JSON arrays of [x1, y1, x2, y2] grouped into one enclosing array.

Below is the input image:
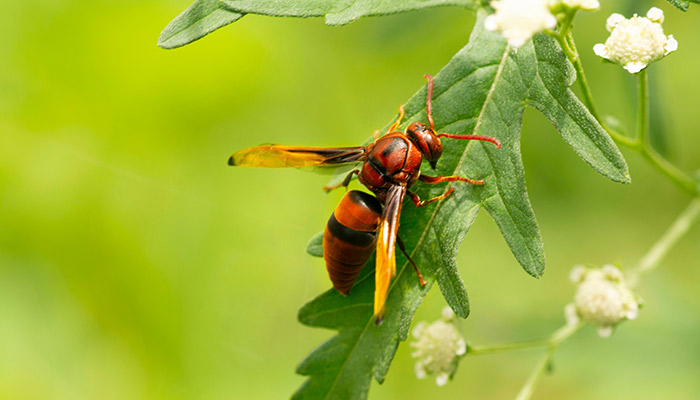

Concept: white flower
[[646, 7, 664, 23], [556, 0, 599, 11], [605, 13, 626, 32], [569, 265, 587, 283], [485, 0, 557, 48], [564, 303, 580, 325], [593, 8, 677, 74], [570, 265, 640, 337], [410, 306, 466, 386]]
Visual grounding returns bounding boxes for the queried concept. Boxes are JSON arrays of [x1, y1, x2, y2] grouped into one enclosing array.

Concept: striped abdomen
[[323, 190, 383, 295]]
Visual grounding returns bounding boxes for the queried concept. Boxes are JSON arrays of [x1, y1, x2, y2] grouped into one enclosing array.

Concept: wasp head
[[406, 121, 443, 169]]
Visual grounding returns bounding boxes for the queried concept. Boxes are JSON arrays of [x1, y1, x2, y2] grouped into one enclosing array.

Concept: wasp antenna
[[437, 133, 502, 149], [423, 74, 435, 132]]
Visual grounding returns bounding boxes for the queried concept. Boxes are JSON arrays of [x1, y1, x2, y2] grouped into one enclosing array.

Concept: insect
[[229, 75, 501, 323]]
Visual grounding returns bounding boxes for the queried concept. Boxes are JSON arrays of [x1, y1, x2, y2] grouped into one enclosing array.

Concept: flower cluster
[[410, 307, 466, 386], [593, 7, 678, 73], [485, 0, 599, 49], [485, 0, 557, 48], [566, 265, 641, 337], [556, 0, 599, 11]]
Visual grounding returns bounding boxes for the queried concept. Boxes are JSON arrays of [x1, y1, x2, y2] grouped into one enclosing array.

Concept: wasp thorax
[[406, 122, 443, 169]]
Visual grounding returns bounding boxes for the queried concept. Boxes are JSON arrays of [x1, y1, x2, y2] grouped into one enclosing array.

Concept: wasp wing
[[228, 144, 367, 168], [374, 183, 406, 323]]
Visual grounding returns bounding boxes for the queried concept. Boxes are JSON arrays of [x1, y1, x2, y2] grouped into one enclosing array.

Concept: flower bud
[[593, 8, 677, 74], [485, 0, 557, 48], [569, 265, 640, 337], [410, 306, 466, 386], [557, 0, 599, 11]]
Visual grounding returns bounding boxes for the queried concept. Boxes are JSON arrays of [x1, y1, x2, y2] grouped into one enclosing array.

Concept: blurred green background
[[1, 1, 699, 399]]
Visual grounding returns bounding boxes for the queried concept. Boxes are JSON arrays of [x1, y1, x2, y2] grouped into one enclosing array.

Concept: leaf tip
[[621, 172, 632, 184], [528, 262, 546, 279], [305, 231, 324, 258], [607, 167, 631, 184], [156, 38, 175, 50], [453, 303, 470, 319]]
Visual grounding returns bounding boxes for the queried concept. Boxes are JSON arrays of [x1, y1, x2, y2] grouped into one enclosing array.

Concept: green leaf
[[667, 0, 690, 11], [222, 0, 479, 26], [158, 0, 243, 49], [665, 0, 689, 11], [306, 231, 324, 258], [665, 0, 700, 10], [294, 12, 629, 400], [528, 36, 630, 184]]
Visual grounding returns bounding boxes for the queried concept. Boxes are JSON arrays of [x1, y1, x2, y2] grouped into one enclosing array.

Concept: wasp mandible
[[229, 75, 501, 323]]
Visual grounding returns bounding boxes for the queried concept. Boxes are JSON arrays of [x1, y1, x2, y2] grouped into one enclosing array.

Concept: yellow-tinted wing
[[228, 144, 366, 168], [374, 183, 406, 324]]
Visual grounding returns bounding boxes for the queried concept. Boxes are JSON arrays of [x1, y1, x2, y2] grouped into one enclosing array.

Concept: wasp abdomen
[[323, 191, 382, 296]]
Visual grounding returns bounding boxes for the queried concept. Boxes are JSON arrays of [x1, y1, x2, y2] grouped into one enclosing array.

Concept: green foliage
[[159, 0, 479, 45], [664, 0, 700, 11], [158, 0, 243, 49], [306, 231, 324, 258], [294, 12, 628, 400], [222, 0, 479, 25]]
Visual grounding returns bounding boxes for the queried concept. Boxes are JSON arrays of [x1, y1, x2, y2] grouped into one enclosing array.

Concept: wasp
[[229, 75, 501, 323]]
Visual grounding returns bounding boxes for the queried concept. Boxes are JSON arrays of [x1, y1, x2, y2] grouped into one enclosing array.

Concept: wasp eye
[[406, 122, 443, 163], [406, 122, 429, 139]]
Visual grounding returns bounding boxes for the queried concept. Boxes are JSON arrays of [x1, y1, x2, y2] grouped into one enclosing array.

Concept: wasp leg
[[385, 105, 405, 135], [323, 169, 359, 192], [419, 174, 484, 186], [408, 188, 457, 207], [397, 235, 426, 287]]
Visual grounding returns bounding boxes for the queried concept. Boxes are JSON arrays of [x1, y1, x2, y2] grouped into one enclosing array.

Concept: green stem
[[560, 32, 637, 147], [561, 34, 698, 195], [515, 351, 552, 400], [633, 69, 698, 194], [639, 147, 699, 194], [549, 320, 583, 346], [513, 322, 583, 400], [636, 70, 648, 145], [467, 338, 550, 355], [628, 197, 700, 286], [467, 322, 583, 357]]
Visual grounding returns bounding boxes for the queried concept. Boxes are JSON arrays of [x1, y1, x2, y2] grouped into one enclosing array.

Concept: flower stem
[[467, 322, 583, 356], [560, 32, 637, 147], [514, 351, 551, 400], [467, 338, 550, 355], [632, 69, 699, 195], [514, 322, 583, 400], [636, 70, 648, 145], [638, 147, 699, 195], [561, 34, 699, 195], [628, 197, 700, 286]]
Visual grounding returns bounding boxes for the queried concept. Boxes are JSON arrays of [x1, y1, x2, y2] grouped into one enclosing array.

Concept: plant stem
[[514, 322, 583, 400], [515, 351, 551, 400], [467, 339, 550, 355], [632, 69, 699, 194], [636, 70, 648, 145], [559, 32, 637, 147], [628, 197, 700, 286], [638, 147, 699, 195], [549, 320, 582, 346], [561, 34, 699, 195], [467, 321, 582, 357]]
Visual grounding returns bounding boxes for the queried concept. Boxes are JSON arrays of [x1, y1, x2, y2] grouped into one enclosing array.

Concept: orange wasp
[[229, 75, 501, 323]]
